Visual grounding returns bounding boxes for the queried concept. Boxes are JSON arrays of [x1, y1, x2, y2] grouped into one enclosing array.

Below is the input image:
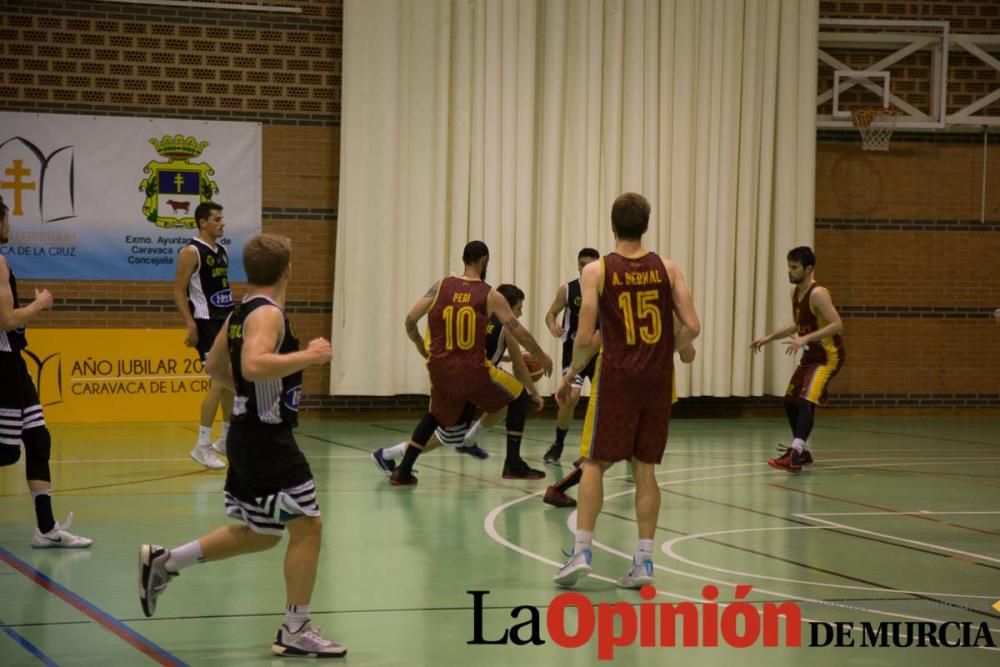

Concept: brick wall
[[819, 1, 1000, 119], [1, 1, 997, 413], [820, 1, 1000, 32], [818, 0, 1000, 409], [0, 0, 340, 398]]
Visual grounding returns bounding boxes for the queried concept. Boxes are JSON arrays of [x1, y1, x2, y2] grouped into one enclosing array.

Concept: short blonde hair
[[243, 234, 291, 286]]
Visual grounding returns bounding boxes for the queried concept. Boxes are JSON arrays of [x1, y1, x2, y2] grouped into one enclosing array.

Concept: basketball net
[[851, 107, 900, 152]]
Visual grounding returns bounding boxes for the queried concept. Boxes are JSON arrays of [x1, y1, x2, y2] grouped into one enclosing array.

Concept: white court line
[[44, 452, 484, 463], [69, 375, 208, 382], [483, 462, 764, 603], [794, 514, 1000, 564], [796, 510, 1000, 517], [660, 525, 1000, 598], [483, 456, 1000, 649], [482, 490, 709, 601]]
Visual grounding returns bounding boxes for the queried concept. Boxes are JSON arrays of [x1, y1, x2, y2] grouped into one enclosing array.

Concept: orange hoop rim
[[851, 107, 900, 128]]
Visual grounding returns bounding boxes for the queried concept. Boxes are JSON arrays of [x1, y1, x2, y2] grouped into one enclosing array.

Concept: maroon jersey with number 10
[[426, 276, 491, 374]]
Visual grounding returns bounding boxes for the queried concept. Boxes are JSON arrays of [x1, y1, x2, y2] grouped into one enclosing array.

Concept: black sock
[[505, 435, 523, 463], [33, 492, 55, 533], [554, 428, 568, 446], [554, 466, 583, 493], [398, 445, 421, 474]]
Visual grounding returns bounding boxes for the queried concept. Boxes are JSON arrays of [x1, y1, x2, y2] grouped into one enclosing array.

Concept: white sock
[[790, 438, 806, 452], [164, 539, 204, 573], [574, 529, 593, 555], [284, 604, 310, 633], [635, 538, 654, 563], [218, 422, 230, 440], [462, 420, 484, 447], [197, 426, 212, 446], [385, 442, 407, 460]]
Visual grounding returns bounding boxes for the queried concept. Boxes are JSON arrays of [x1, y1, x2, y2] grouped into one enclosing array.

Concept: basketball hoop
[[851, 107, 900, 152]]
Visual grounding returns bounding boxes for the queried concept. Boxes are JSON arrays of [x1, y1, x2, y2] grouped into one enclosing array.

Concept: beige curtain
[[333, 0, 817, 397]]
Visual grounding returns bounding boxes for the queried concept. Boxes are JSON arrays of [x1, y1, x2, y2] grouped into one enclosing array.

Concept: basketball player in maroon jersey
[[542, 316, 696, 508], [553, 193, 700, 588], [751, 246, 845, 472], [390, 241, 553, 485]]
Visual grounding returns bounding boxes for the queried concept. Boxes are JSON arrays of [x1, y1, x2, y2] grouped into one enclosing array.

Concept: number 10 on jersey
[[442, 305, 476, 350]]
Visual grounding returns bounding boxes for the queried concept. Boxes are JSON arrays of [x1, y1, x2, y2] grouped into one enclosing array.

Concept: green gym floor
[[0, 415, 998, 665]]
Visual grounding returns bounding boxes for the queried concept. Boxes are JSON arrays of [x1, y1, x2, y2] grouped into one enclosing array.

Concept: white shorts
[[223, 478, 320, 536]]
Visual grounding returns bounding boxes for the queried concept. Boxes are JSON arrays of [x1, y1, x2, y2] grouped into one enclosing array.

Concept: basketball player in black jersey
[[141, 234, 345, 658], [173, 202, 235, 470], [0, 195, 92, 548], [542, 247, 601, 463]]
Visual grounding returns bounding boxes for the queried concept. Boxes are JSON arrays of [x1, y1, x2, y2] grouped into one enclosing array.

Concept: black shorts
[[561, 355, 598, 389], [224, 421, 313, 503], [195, 319, 226, 362], [0, 352, 45, 447]]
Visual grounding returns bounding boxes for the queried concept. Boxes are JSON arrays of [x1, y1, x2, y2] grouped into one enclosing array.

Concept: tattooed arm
[[403, 281, 439, 359]]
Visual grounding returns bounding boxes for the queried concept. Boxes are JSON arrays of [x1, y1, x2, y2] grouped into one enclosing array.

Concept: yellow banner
[[23, 329, 210, 423]]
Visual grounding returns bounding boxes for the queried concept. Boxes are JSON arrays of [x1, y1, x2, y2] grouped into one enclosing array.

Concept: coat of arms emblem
[[138, 134, 219, 228]]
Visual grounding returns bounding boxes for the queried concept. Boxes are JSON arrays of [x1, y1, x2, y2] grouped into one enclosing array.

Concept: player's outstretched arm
[[567, 260, 601, 374], [544, 285, 567, 338], [403, 281, 439, 359], [0, 257, 52, 331], [782, 287, 843, 355], [673, 315, 696, 362], [242, 306, 331, 381], [666, 261, 700, 351], [173, 245, 199, 348], [750, 321, 796, 352], [751, 286, 797, 352], [488, 289, 553, 376], [204, 317, 236, 392], [504, 331, 544, 410]]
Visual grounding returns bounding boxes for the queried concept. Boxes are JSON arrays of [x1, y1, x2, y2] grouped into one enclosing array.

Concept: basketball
[[522, 353, 545, 381]]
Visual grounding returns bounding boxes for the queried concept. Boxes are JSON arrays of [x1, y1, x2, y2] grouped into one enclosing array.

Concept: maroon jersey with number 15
[[597, 252, 675, 396]]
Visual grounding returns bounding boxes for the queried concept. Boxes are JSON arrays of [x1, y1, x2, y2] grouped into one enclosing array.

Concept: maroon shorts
[[427, 360, 524, 427], [785, 358, 843, 406], [579, 358, 673, 464]]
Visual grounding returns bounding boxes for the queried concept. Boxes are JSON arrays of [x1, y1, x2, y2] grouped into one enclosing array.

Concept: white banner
[[0, 112, 261, 281]]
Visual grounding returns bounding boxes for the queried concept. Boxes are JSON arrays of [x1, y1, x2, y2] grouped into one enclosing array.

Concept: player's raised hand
[[34, 288, 54, 311], [305, 337, 333, 365], [537, 351, 554, 377], [782, 336, 805, 356], [749, 336, 768, 353]]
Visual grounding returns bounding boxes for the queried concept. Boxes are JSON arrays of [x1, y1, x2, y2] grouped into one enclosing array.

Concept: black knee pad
[[22, 427, 52, 482], [410, 412, 440, 447], [0, 445, 21, 467]]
